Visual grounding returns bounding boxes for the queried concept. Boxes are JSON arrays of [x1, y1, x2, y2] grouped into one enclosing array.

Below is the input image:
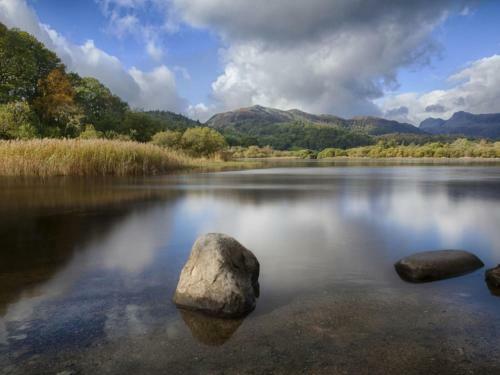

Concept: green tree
[[0, 22, 62, 103], [0, 101, 40, 139], [181, 127, 227, 157], [122, 111, 162, 142], [70, 75, 128, 133], [151, 130, 183, 148]]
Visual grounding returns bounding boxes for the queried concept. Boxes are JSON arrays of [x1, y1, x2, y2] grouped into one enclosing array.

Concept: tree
[[71, 75, 128, 133], [0, 101, 40, 139], [151, 130, 183, 148], [0, 22, 62, 103], [122, 111, 162, 142], [180, 127, 227, 157], [33, 68, 81, 137]]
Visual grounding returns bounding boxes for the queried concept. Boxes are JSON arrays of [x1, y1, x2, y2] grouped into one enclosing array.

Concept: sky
[[0, 0, 499, 125]]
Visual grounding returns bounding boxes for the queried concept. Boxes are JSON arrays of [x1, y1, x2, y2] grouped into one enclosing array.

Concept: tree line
[[0, 23, 206, 143]]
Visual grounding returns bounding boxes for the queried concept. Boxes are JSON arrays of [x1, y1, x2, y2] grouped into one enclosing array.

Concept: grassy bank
[[0, 139, 192, 176], [318, 139, 500, 159]]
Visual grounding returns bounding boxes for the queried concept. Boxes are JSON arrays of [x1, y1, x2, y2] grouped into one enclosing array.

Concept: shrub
[[180, 127, 227, 157], [151, 130, 183, 149], [317, 148, 347, 158], [79, 124, 103, 139], [293, 149, 318, 159]]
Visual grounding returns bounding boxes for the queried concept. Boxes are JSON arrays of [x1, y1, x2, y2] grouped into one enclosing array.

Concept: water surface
[[1, 163, 500, 374]]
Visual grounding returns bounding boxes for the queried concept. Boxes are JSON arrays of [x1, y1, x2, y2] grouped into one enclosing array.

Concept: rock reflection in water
[[179, 309, 243, 346]]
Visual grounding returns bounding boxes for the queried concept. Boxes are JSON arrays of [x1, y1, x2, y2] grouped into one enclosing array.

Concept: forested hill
[[0, 22, 195, 142], [207, 105, 423, 136], [205, 105, 423, 150]]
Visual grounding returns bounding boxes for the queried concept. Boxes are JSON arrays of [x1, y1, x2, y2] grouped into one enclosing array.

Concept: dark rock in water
[[395, 250, 484, 283], [173, 233, 260, 318], [180, 310, 243, 346], [485, 265, 500, 295]]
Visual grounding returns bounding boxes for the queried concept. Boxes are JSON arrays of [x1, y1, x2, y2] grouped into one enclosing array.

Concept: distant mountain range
[[206, 105, 424, 136], [205, 105, 500, 141], [419, 111, 500, 139]]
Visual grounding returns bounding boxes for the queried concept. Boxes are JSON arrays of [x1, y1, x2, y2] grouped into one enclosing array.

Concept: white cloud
[[107, 13, 140, 38], [129, 65, 187, 110], [0, 0, 186, 112], [170, 0, 472, 118], [382, 55, 500, 124], [146, 40, 164, 61], [187, 102, 212, 121]]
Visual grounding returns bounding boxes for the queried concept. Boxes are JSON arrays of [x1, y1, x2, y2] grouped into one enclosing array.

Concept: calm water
[[1, 163, 500, 372]]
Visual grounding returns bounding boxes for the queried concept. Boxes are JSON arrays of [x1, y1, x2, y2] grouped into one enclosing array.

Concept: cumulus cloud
[[129, 66, 187, 110], [0, 0, 185, 112], [382, 54, 500, 124], [172, 0, 471, 120]]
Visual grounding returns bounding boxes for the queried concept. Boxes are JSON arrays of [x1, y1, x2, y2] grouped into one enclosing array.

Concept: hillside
[[207, 105, 424, 136], [144, 110, 200, 131], [419, 111, 500, 139]]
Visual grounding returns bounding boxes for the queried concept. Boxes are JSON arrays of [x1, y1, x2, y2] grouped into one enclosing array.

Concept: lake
[[1, 162, 500, 374]]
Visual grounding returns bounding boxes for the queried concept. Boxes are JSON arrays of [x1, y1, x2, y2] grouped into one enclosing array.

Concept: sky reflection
[[0, 165, 499, 353]]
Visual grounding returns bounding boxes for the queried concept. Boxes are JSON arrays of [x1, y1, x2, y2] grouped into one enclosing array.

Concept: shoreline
[[1, 138, 499, 178], [239, 156, 500, 162]]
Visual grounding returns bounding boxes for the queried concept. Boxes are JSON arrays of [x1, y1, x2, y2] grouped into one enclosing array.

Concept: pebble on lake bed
[[394, 250, 484, 283], [173, 233, 260, 318]]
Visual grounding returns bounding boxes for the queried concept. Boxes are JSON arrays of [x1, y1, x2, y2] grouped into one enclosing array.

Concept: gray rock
[[485, 265, 500, 288], [395, 250, 484, 283], [173, 233, 259, 318]]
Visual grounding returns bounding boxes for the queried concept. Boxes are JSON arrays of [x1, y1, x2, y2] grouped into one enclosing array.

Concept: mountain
[[207, 105, 424, 136], [419, 111, 500, 139], [419, 117, 446, 132]]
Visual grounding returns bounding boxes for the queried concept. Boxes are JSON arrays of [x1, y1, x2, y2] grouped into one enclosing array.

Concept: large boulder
[[485, 265, 500, 289], [173, 233, 260, 318], [395, 250, 484, 283]]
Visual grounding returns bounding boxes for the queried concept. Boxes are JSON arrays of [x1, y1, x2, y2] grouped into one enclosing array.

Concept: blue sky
[[398, 2, 500, 93], [2, 0, 500, 124]]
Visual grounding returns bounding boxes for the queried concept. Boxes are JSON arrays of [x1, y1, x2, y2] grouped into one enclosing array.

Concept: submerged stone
[[485, 265, 500, 294], [395, 250, 484, 283], [173, 233, 260, 318]]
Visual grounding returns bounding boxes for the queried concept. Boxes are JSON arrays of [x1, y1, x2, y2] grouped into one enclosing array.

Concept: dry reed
[[0, 139, 193, 176]]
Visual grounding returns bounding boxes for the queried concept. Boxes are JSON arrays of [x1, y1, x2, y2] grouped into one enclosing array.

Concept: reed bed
[[318, 140, 500, 159], [0, 139, 193, 176]]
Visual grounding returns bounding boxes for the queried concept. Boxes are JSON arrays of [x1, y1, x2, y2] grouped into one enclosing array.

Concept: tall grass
[[0, 139, 193, 176]]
